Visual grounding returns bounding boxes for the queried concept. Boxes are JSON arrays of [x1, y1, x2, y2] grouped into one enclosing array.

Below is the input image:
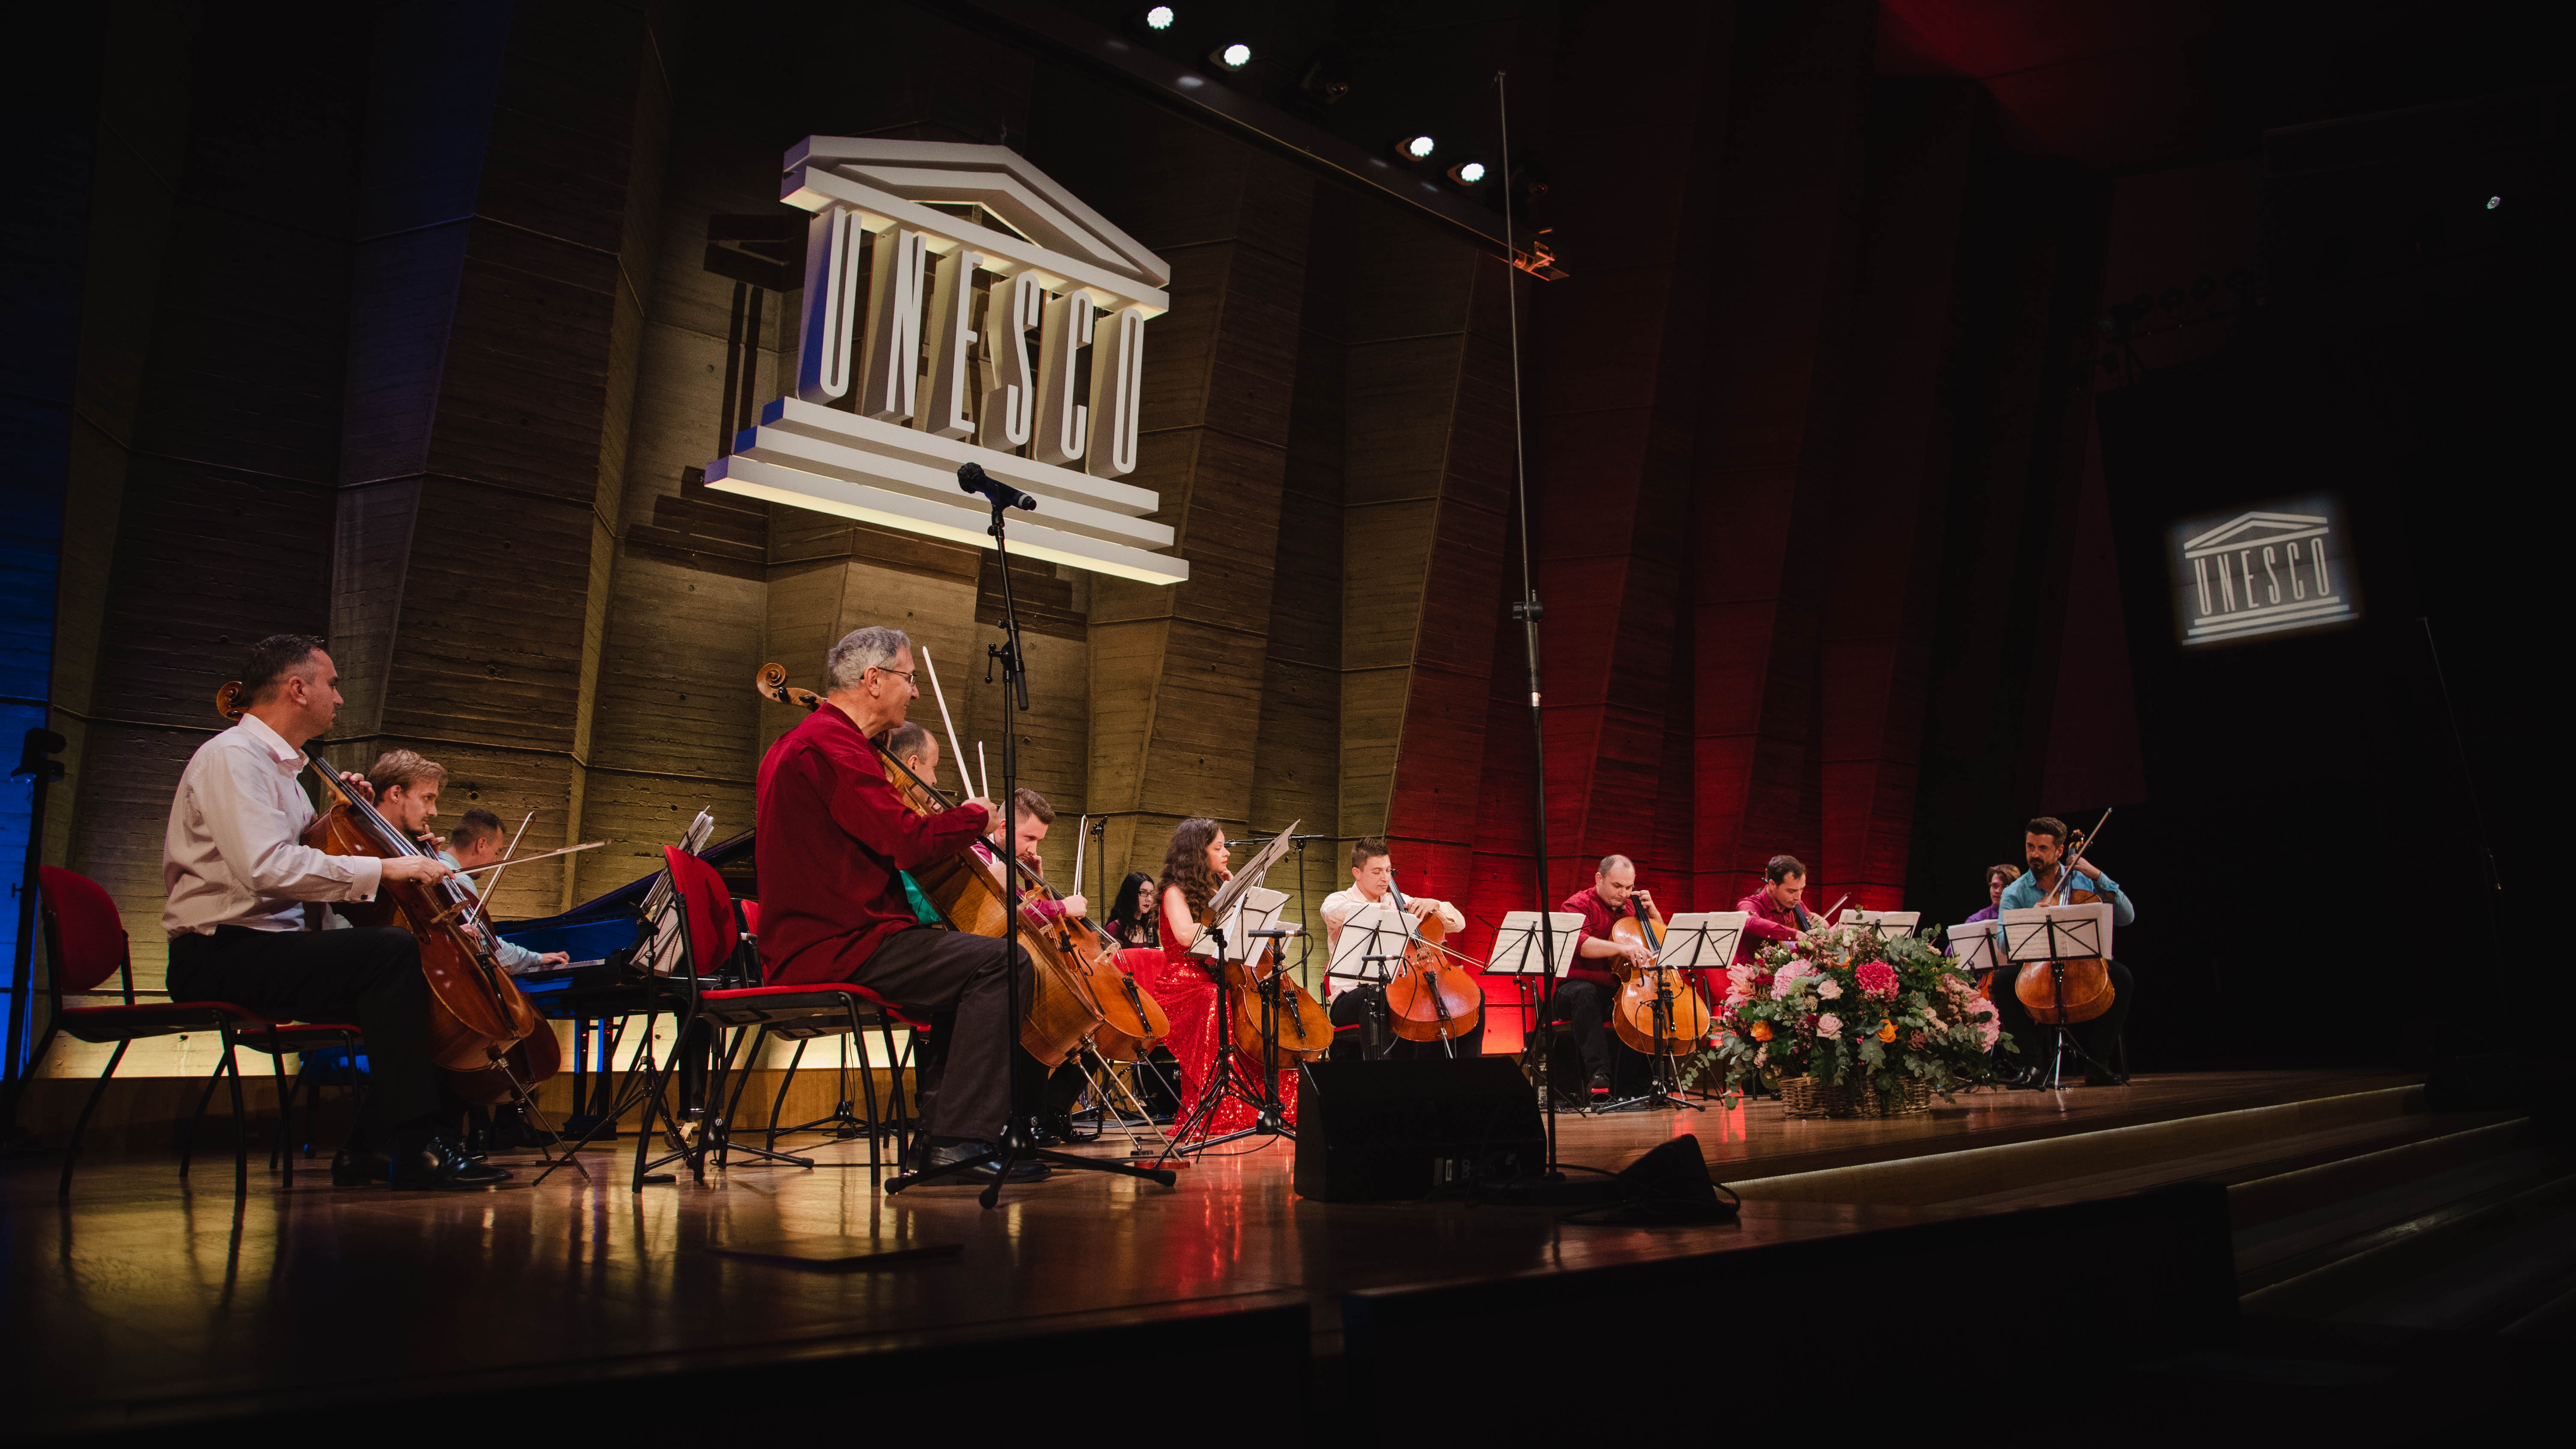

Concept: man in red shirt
[[1736, 854, 1818, 960], [1555, 855, 1659, 1098], [755, 626, 1042, 1180]]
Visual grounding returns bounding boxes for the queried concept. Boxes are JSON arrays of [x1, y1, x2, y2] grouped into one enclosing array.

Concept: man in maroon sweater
[[1555, 855, 1660, 1098], [755, 626, 1043, 1179], [1735, 854, 1818, 960]]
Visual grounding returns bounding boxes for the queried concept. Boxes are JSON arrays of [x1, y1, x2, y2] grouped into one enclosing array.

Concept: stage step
[[1726, 1085, 2486, 1208]]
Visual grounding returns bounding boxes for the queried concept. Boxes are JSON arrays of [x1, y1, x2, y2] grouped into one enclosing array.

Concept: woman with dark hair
[[1105, 871, 1160, 950], [1145, 818, 1298, 1136]]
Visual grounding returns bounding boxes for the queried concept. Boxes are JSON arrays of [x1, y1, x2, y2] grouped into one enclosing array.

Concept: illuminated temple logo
[[700, 138, 1187, 585], [2170, 500, 2357, 645]]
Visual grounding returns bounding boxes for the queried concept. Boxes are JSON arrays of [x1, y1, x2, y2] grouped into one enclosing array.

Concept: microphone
[[957, 461, 1037, 512], [1248, 927, 1296, 939]]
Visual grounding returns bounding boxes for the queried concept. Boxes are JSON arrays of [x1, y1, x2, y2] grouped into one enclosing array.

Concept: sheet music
[[1485, 911, 1585, 977], [1327, 901, 1412, 981], [1202, 819, 1299, 922], [1949, 918, 2002, 974], [1658, 911, 1747, 970], [1999, 901, 2113, 963], [1835, 908, 1923, 936], [1187, 886, 1288, 963]]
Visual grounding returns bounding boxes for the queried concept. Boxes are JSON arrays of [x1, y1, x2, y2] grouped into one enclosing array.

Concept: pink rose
[[1816, 978, 1843, 1001], [1816, 1013, 1843, 1041]]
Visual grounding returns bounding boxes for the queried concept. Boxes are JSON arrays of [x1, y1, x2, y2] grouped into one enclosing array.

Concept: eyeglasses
[[871, 665, 916, 684]]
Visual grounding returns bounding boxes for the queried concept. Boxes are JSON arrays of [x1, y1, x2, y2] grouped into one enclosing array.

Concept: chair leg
[[179, 1051, 228, 1181], [58, 1040, 130, 1196], [717, 1026, 772, 1170], [221, 1025, 248, 1197], [766, 1037, 808, 1152], [859, 1023, 884, 1174], [267, 1029, 294, 1183]]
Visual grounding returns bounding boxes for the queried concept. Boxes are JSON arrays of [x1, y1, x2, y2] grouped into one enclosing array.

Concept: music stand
[[1488, 911, 1583, 1108], [1948, 919, 2003, 976], [1999, 902, 2117, 1090], [1837, 908, 1924, 937], [1326, 901, 1410, 1060]]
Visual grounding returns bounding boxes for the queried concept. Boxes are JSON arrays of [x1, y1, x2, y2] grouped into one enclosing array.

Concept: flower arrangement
[[1699, 923, 2013, 1106]]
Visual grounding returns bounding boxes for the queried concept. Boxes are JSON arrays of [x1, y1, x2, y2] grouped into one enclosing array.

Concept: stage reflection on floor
[[10, 1070, 2405, 1432]]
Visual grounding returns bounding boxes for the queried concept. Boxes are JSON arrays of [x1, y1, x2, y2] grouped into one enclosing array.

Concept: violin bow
[[917, 645, 973, 799], [2045, 807, 2115, 907]]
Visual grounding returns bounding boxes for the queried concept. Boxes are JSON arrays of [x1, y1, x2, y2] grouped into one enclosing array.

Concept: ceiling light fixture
[[1213, 42, 1252, 69], [1402, 134, 1436, 160]]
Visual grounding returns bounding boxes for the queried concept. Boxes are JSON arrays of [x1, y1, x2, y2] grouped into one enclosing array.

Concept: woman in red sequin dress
[[1146, 818, 1296, 1137]]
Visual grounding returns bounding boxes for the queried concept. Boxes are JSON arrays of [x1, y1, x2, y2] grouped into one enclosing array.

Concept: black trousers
[[1988, 957, 2135, 1075], [849, 926, 1036, 1144], [1328, 984, 1488, 1060], [166, 925, 438, 1131], [1549, 979, 1618, 1083]]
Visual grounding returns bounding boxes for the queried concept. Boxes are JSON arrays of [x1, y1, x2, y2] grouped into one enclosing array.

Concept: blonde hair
[[366, 749, 447, 798]]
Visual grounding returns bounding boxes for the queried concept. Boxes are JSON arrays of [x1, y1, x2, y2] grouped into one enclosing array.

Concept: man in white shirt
[[1318, 837, 1475, 1059], [162, 634, 506, 1190]]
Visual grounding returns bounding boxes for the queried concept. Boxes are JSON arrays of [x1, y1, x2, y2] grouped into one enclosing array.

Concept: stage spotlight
[[2488, 195, 2501, 209], [1145, 5, 1175, 29], [1212, 41, 1252, 69], [1403, 134, 1436, 160], [1448, 159, 1487, 185]]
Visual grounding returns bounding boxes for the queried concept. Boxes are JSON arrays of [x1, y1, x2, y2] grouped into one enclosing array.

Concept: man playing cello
[[1992, 817, 2136, 1087], [1557, 855, 1660, 1100], [161, 635, 503, 1190], [752, 626, 1044, 1181], [1320, 837, 1472, 1059]]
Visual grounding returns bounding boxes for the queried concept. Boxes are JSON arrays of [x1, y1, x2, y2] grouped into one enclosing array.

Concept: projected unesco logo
[[2169, 497, 2358, 646]]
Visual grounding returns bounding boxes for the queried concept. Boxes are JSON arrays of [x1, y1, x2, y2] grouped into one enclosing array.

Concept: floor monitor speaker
[[1294, 1057, 1543, 1202]]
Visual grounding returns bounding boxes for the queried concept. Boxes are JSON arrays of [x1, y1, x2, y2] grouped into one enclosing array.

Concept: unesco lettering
[[701, 138, 1188, 585], [2170, 501, 2357, 646]]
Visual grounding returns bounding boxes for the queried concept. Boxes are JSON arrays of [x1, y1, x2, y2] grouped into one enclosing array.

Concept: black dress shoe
[[388, 1135, 514, 1190], [918, 1139, 1050, 1183], [331, 1145, 388, 1186]]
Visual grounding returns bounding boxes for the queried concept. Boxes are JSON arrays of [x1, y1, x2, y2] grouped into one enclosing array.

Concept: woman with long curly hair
[[1143, 817, 1297, 1136]]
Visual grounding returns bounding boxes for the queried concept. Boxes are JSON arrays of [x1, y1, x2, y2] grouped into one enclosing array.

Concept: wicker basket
[[1775, 1074, 1933, 1118], [1777, 1075, 1834, 1118], [1846, 1078, 1934, 1118]]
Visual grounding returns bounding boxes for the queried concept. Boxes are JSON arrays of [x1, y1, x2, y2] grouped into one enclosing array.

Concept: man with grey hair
[[755, 627, 1048, 1181]]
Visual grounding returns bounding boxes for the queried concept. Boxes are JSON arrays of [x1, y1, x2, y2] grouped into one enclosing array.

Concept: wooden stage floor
[[6, 1069, 2422, 1437]]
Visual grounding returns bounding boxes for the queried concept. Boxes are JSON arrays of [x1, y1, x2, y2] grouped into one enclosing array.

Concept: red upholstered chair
[[651, 848, 920, 1179], [38, 867, 363, 1197]]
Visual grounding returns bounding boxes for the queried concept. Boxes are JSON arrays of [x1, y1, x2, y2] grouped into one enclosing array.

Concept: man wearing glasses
[[754, 626, 1049, 1182]]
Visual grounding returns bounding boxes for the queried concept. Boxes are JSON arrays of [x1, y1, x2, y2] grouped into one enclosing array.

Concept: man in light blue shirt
[[1992, 816, 2135, 1086], [444, 809, 569, 975]]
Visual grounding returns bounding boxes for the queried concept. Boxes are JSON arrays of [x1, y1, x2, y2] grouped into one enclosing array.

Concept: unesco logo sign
[[700, 138, 1188, 585], [2169, 497, 2358, 646]]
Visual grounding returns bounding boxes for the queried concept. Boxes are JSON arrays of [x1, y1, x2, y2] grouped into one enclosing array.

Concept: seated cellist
[[1320, 836, 1473, 1059], [161, 635, 501, 1190], [1557, 855, 1660, 1100], [752, 626, 1048, 1182], [1991, 817, 2136, 1087]]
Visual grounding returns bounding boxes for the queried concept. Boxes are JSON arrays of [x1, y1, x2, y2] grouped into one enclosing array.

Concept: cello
[[1223, 929, 1333, 1069], [1380, 875, 1481, 1046], [1609, 889, 1712, 1056], [2011, 809, 2118, 1025], [216, 683, 561, 1106]]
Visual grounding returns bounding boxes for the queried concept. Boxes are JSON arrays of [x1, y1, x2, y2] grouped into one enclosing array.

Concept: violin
[[217, 683, 561, 1107], [754, 664, 1124, 1067], [1380, 876, 1480, 1045], [1608, 888, 1711, 1056], [2011, 809, 2118, 1024]]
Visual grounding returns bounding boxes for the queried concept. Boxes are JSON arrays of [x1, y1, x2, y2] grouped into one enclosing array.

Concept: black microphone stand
[[886, 477, 1174, 1206]]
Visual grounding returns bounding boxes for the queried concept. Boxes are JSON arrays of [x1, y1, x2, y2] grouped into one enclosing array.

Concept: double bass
[[1608, 889, 1712, 1056], [2011, 810, 2118, 1024], [1380, 875, 1481, 1045], [216, 683, 561, 1106]]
